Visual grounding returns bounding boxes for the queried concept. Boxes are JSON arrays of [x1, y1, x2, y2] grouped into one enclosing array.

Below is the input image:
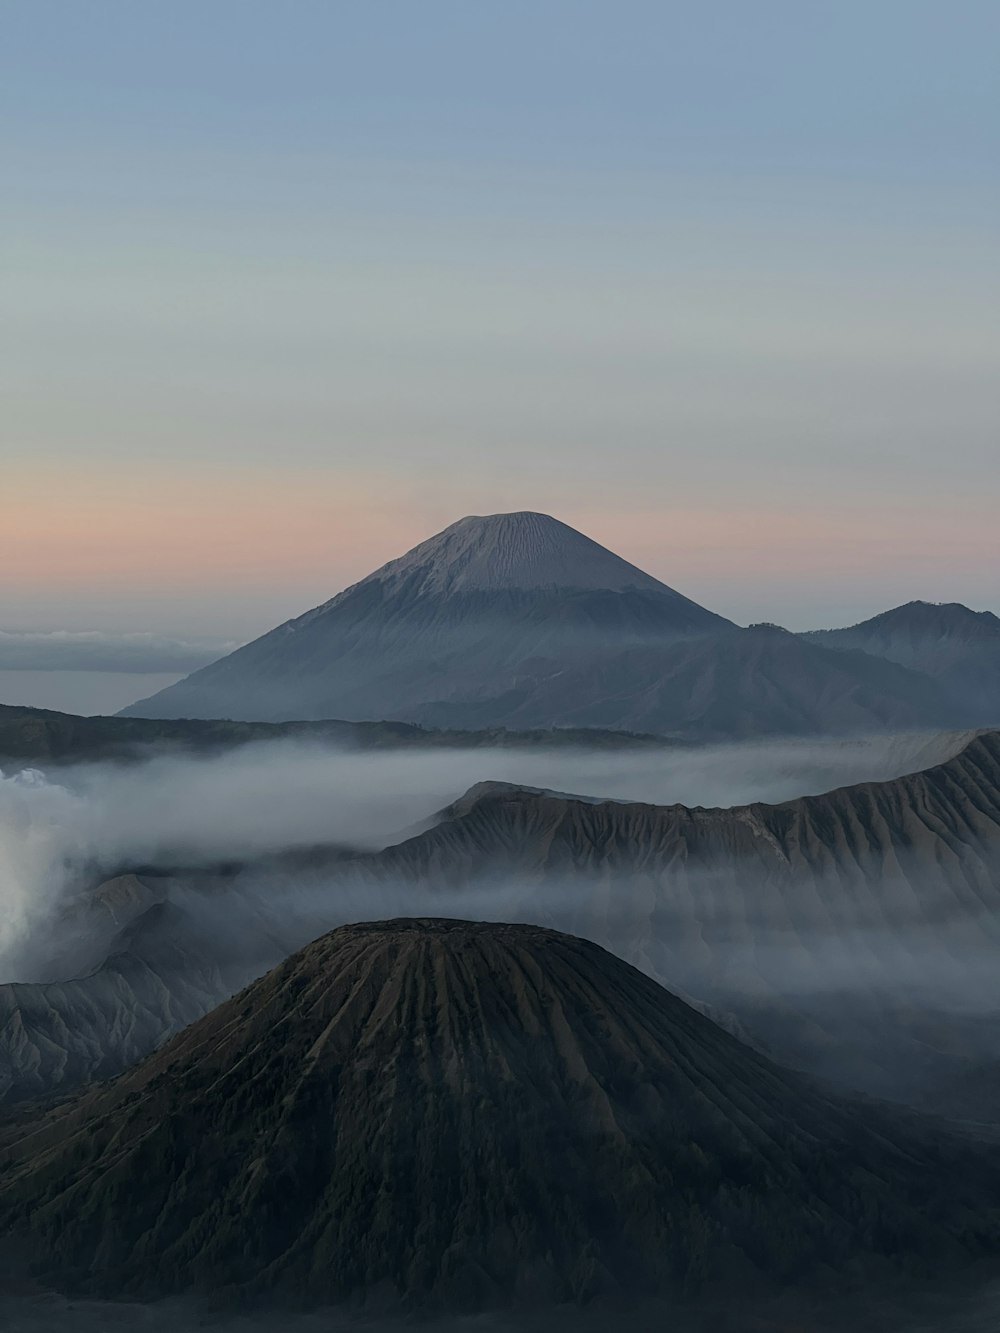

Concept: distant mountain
[[805, 602, 1000, 721], [410, 623, 961, 737], [120, 514, 971, 737], [121, 511, 732, 725], [4, 919, 999, 1313]]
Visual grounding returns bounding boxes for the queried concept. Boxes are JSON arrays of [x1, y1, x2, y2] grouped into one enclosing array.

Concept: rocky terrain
[[4, 919, 1000, 1315]]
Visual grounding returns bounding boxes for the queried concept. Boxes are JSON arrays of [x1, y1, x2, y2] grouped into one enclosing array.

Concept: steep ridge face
[[117, 514, 971, 736], [806, 602, 1000, 721], [385, 731, 1000, 912], [4, 919, 1000, 1313], [356, 731, 1000, 1104], [422, 728, 1000, 873]]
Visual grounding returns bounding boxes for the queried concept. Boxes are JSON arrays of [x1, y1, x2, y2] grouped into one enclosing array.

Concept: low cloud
[[0, 730, 975, 984], [0, 738, 904, 966], [2, 731, 1000, 1116], [0, 629, 239, 673]]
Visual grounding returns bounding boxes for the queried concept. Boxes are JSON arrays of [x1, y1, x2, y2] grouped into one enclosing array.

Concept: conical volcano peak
[[118, 507, 736, 723], [6, 916, 999, 1313], [368, 510, 672, 596]]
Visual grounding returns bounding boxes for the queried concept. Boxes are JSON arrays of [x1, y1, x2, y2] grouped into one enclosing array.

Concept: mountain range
[[4, 919, 1000, 1315], [120, 512, 1000, 738]]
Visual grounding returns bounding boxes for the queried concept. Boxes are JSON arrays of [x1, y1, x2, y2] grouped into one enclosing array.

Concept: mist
[[0, 730, 965, 981], [3, 727, 997, 1114]]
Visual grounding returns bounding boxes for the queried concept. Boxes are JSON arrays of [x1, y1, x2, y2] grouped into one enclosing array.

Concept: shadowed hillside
[[4, 920, 1000, 1315], [806, 603, 1000, 722]]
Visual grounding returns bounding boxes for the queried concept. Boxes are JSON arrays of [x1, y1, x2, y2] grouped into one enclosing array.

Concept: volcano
[[120, 511, 731, 725], [119, 513, 967, 736], [3, 919, 999, 1313]]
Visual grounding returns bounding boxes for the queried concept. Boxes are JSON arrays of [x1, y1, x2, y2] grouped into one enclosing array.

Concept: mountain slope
[[411, 625, 960, 736], [359, 730, 1000, 1104], [0, 895, 254, 1103], [391, 728, 1000, 888], [119, 514, 968, 736], [4, 919, 999, 1312], [121, 512, 731, 725], [806, 602, 1000, 721], [340, 509, 680, 595], [0, 859, 363, 1105]]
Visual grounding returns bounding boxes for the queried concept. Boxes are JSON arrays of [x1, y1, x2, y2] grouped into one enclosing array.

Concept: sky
[[4, 1, 999, 679]]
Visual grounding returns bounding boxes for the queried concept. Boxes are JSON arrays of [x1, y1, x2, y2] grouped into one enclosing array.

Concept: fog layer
[[0, 732, 962, 979]]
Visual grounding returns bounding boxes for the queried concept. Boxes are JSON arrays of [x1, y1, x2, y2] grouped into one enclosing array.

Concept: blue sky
[[4, 0, 999, 641]]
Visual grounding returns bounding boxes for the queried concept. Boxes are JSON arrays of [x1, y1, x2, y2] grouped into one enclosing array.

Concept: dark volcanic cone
[[2, 920, 999, 1313]]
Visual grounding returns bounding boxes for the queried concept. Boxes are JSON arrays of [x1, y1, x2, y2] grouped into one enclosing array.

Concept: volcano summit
[[121, 513, 967, 736], [122, 512, 730, 724]]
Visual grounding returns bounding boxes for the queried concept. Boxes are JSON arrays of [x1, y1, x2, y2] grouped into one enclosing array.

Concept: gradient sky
[[4, 0, 999, 644]]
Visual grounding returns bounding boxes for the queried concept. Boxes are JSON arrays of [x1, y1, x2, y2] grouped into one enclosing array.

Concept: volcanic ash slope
[[3, 920, 1000, 1314]]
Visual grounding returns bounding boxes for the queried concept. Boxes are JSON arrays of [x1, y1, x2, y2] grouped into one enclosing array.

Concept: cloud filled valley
[[0, 728, 969, 980], [3, 726, 1000, 1121]]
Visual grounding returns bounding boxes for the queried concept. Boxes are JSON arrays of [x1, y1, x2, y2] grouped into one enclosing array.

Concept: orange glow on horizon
[[5, 462, 995, 606], [3, 463, 433, 592]]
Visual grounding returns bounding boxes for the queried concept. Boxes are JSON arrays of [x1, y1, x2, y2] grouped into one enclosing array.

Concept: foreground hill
[[119, 513, 968, 737], [4, 919, 999, 1314]]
